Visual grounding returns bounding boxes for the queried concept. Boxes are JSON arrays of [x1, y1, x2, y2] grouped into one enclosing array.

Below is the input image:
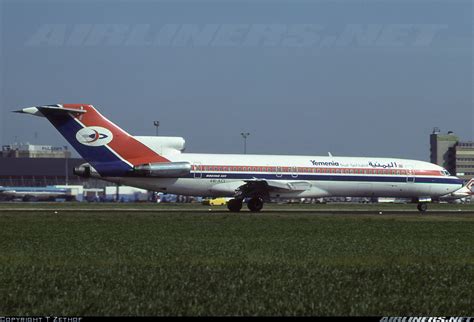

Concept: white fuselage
[[105, 154, 462, 199]]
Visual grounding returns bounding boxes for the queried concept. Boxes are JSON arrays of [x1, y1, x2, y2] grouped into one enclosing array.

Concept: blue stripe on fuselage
[[42, 110, 131, 176], [188, 172, 463, 185]]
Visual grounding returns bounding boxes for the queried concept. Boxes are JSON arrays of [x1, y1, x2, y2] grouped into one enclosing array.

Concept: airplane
[[15, 104, 466, 212], [436, 178, 474, 203], [0, 185, 72, 201]]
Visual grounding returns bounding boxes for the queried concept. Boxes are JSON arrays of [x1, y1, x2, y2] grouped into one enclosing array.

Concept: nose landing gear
[[417, 203, 428, 212]]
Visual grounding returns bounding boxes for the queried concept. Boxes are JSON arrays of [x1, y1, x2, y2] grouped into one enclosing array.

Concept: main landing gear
[[227, 198, 243, 212], [247, 197, 264, 212], [227, 197, 264, 212]]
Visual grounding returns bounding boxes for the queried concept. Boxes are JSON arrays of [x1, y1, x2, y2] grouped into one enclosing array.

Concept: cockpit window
[[441, 170, 451, 176]]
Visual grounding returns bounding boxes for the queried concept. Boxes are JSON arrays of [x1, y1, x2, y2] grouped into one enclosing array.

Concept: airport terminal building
[[430, 128, 474, 181]]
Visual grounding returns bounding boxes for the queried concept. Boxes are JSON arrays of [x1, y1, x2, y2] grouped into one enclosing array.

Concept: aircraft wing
[[256, 179, 312, 191], [235, 178, 314, 199]]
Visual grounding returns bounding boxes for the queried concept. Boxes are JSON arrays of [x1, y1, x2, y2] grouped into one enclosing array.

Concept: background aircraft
[[0, 186, 72, 201], [436, 178, 474, 203]]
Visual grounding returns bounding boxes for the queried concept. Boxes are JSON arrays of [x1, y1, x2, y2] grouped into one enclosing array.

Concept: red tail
[[62, 104, 169, 166]]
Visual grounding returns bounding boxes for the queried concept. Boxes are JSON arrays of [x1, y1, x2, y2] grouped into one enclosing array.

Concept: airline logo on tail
[[76, 126, 113, 146]]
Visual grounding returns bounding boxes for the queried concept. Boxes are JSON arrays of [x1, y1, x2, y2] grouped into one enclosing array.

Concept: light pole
[[241, 132, 250, 154], [154, 121, 160, 136]]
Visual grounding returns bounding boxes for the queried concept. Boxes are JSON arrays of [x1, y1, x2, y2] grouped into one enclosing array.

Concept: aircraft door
[[405, 166, 420, 196], [406, 167, 415, 183], [193, 163, 202, 178]]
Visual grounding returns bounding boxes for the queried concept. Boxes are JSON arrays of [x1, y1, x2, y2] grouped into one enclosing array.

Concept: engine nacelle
[[133, 136, 186, 155], [73, 163, 101, 178], [133, 162, 191, 178]]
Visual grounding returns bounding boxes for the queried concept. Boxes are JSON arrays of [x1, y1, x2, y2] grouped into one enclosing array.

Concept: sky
[[0, 0, 472, 161]]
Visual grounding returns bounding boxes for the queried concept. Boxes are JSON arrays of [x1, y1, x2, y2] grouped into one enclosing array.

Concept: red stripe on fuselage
[[192, 165, 445, 176], [64, 104, 169, 165]]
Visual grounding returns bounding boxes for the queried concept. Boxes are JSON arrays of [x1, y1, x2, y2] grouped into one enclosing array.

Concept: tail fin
[[15, 104, 169, 176]]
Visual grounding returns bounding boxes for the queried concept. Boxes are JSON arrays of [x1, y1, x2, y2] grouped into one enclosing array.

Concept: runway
[[1, 207, 474, 216]]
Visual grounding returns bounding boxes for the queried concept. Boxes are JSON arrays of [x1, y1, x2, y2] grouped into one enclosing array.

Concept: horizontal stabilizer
[[14, 104, 87, 117]]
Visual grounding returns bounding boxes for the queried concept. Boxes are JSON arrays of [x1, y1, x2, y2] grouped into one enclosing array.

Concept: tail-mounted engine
[[73, 163, 100, 178], [133, 162, 191, 178]]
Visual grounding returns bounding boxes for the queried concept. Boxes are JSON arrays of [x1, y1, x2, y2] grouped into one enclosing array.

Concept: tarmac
[[1, 207, 473, 216]]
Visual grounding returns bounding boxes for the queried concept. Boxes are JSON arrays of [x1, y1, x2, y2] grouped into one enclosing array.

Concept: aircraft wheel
[[247, 197, 264, 212], [417, 203, 428, 212], [227, 199, 243, 212]]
